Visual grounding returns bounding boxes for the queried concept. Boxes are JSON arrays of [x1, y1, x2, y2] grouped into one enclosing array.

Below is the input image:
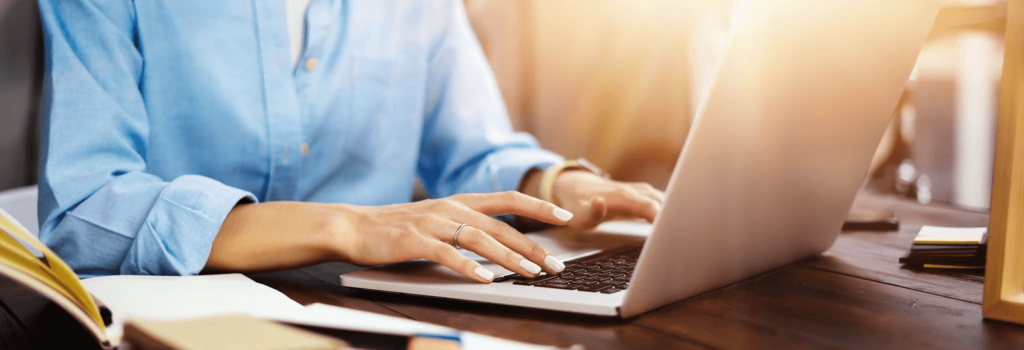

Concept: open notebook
[[0, 208, 116, 348]]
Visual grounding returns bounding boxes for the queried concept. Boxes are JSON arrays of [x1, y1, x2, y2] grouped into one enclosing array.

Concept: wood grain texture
[[248, 264, 411, 319], [634, 265, 1024, 350], [984, 0, 1024, 325], [802, 192, 988, 304]]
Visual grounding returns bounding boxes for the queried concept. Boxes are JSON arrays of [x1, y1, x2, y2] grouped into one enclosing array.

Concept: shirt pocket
[[345, 56, 398, 160]]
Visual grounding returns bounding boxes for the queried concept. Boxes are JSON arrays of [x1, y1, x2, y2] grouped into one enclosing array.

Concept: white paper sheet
[[915, 226, 987, 240], [83, 274, 554, 349], [81, 274, 304, 341]]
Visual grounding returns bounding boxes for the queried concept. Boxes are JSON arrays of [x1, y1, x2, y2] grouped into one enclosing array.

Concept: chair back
[[0, 186, 39, 237]]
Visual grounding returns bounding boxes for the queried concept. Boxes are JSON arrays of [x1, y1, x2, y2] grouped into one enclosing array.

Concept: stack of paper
[[899, 226, 987, 269]]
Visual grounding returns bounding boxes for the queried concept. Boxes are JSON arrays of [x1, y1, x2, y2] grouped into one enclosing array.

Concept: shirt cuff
[[484, 147, 565, 194], [120, 175, 257, 275]]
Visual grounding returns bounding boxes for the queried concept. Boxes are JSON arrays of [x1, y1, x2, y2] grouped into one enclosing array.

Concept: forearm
[[203, 201, 348, 273]]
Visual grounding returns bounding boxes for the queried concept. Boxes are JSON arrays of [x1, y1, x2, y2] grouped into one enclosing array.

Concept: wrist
[[539, 158, 608, 205], [321, 203, 361, 263], [551, 170, 600, 206]]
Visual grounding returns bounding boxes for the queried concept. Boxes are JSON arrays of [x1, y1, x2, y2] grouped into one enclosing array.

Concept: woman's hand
[[549, 170, 666, 229], [336, 192, 574, 282], [206, 192, 575, 283]]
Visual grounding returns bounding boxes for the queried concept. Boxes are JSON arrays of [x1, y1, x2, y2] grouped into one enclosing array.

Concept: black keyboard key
[[512, 275, 559, 285], [536, 282, 584, 290], [493, 274, 518, 282], [578, 282, 616, 292], [505, 246, 642, 292]]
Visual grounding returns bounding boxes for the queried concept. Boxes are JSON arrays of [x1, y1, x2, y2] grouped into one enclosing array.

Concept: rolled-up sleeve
[[37, 0, 255, 277], [417, 0, 564, 198]]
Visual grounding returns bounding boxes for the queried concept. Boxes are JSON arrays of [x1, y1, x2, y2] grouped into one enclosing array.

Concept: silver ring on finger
[[452, 223, 467, 250]]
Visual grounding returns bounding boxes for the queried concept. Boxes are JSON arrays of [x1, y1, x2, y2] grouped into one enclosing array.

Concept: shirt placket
[[255, 0, 303, 201], [292, 0, 331, 134]]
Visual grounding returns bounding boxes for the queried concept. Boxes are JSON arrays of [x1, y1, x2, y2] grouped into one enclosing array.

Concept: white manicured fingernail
[[474, 266, 494, 281], [553, 207, 574, 221], [545, 255, 565, 273], [520, 259, 542, 275]]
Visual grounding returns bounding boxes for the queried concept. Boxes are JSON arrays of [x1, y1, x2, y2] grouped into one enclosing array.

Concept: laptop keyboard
[[493, 247, 642, 294]]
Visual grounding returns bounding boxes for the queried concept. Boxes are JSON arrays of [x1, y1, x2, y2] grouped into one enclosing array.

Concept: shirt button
[[305, 58, 318, 71], [301, 143, 309, 156]]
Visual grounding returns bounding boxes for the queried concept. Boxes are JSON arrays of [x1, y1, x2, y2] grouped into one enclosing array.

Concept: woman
[[37, 0, 664, 282]]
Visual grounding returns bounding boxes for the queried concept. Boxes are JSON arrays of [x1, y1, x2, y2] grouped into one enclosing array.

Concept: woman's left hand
[[550, 170, 666, 229]]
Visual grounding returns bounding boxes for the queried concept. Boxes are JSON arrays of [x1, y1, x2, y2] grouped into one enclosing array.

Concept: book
[[900, 226, 988, 270], [0, 208, 115, 348], [912, 226, 987, 245], [123, 315, 349, 350]]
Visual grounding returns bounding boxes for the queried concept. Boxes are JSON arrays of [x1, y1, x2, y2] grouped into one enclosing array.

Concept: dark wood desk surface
[[3, 191, 1024, 349]]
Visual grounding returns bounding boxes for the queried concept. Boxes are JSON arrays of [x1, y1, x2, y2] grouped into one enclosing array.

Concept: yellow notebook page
[[0, 237, 85, 311], [0, 214, 106, 332]]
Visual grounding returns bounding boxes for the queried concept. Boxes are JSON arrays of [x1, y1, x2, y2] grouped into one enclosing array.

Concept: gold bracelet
[[539, 158, 608, 206]]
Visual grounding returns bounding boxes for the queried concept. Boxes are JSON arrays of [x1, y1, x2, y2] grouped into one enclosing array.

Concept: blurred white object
[[0, 185, 38, 236], [955, 31, 999, 209]]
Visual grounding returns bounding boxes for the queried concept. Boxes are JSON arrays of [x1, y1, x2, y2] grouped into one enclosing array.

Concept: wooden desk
[[3, 191, 1024, 349]]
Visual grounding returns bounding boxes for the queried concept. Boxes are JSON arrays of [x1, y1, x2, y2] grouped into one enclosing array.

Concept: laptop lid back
[[621, 0, 938, 318]]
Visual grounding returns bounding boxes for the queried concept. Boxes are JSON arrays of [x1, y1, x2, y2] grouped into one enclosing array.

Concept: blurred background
[[463, 0, 1008, 210], [0, 0, 1009, 210]]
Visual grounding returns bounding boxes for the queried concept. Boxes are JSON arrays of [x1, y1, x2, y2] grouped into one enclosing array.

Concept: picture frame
[[984, 0, 1024, 325]]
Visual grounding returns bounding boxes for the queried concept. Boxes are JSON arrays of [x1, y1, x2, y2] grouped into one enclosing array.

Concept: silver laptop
[[341, 1, 939, 318]]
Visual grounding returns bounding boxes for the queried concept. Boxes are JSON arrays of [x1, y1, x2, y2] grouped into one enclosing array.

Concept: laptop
[[340, 1, 939, 318]]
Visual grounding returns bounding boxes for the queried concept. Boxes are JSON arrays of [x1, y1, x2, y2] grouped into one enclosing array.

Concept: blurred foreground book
[[124, 315, 349, 350]]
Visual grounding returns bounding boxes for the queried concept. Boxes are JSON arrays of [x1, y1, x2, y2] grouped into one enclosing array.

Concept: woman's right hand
[[333, 192, 575, 283]]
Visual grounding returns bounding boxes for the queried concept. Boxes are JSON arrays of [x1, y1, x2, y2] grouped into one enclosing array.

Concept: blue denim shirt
[[37, 0, 563, 277]]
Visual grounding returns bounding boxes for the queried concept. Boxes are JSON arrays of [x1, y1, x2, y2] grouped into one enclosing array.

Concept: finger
[[589, 196, 608, 222], [450, 192, 574, 225], [605, 188, 660, 222], [569, 196, 607, 229], [633, 183, 666, 204], [418, 238, 495, 283], [446, 208, 563, 274], [443, 223, 545, 277]]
